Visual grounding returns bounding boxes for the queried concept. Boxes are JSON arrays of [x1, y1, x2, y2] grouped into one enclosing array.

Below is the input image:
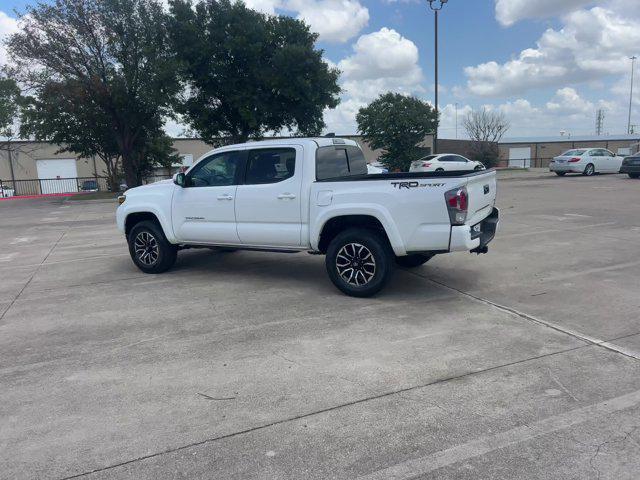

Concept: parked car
[[117, 138, 498, 297], [549, 148, 622, 176], [619, 152, 640, 178], [409, 154, 485, 173], [367, 163, 387, 174], [79, 180, 99, 192]]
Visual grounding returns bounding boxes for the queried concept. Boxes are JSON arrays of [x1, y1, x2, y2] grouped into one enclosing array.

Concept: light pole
[[455, 102, 458, 139], [428, 0, 448, 154], [628, 56, 637, 135]]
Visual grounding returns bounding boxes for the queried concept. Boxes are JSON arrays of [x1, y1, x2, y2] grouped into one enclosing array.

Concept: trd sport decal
[[391, 181, 446, 189]]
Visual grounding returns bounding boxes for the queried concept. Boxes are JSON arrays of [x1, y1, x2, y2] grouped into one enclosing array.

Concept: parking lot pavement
[[1, 174, 639, 480]]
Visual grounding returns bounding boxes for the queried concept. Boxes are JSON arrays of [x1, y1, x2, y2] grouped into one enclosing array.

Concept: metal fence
[[501, 158, 554, 169], [0, 176, 111, 197]]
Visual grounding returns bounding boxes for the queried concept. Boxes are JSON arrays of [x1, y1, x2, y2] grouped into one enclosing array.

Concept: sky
[[1, 0, 639, 139]]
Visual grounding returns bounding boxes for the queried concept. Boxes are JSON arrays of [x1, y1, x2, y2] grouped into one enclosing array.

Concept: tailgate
[[464, 170, 497, 226]]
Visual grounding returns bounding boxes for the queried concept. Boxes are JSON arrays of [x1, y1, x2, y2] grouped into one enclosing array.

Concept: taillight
[[444, 186, 468, 225], [568, 157, 581, 163], [422, 162, 431, 167]]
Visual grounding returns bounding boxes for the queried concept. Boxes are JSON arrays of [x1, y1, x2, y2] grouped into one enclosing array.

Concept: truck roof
[[205, 137, 359, 152]]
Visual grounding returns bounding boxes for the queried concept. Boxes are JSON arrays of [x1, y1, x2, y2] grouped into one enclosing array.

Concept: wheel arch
[[125, 211, 163, 238], [316, 214, 396, 254]]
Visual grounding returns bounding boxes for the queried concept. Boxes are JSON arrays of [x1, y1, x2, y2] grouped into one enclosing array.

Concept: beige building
[[498, 134, 640, 168], [1, 135, 435, 195]]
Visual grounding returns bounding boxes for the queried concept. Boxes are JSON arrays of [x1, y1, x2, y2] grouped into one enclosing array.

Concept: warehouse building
[[498, 134, 640, 168]]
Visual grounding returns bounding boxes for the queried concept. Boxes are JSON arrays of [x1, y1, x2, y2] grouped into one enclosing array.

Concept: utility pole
[[629, 56, 637, 135], [596, 109, 604, 136], [455, 102, 458, 139], [427, 0, 448, 154]]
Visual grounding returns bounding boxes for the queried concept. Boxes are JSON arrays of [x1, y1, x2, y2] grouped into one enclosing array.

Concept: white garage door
[[508, 147, 531, 168], [36, 159, 78, 194]]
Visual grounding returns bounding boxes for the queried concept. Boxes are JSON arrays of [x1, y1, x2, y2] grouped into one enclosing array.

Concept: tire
[[629, 173, 639, 179], [474, 165, 484, 171], [128, 220, 177, 273], [395, 253, 434, 268], [555, 172, 567, 176], [325, 228, 394, 297], [583, 163, 595, 176], [436, 168, 445, 172]]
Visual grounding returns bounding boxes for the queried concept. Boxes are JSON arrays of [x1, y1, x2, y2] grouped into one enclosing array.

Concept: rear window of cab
[[316, 145, 368, 180]]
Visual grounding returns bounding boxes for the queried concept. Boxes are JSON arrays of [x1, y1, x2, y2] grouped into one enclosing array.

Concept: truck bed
[[316, 169, 493, 182]]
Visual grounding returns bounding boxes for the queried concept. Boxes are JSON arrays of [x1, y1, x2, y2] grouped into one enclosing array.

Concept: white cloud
[[495, 0, 595, 26], [0, 11, 19, 66], [446, 85, 640, 138], [466, 5, 640, 97], [238, 0, 369, 43], [546, 87, 593, 115], [285, 0, 368, 43], [242, 0, 282, 14], [323, 27, 426, 133]]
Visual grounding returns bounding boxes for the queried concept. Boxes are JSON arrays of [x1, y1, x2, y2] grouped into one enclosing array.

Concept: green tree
[[8, 0, 180, 187], [0, 75, 21, 138], [168, 0, 340, 144], [20, 80, 123, 190], [356, 92, 437, 172], [0, 73, 24, 186]]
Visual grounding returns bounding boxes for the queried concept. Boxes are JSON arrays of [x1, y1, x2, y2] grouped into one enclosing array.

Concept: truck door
[[235, 146, 303, 247], [171, 150, 243, 244]]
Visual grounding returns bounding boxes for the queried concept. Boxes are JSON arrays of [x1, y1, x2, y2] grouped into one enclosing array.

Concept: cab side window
[[245, 148, 296, 185], [188, 151, 241, 187]]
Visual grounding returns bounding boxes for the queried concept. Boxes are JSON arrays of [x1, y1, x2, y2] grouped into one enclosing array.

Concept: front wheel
[[395, 253, 434, 268], [128, 220, 177, 273], [583, 163, 595, 176], [555, 172, 567, 176], [325, 228, 393, 297]]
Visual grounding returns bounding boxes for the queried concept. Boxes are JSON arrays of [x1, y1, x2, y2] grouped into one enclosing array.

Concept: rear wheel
[[325, 228, 393, 297], [583, 163, 595, 176], [395, 253, 434, 268], [629, 173, 639, 179], [555, 172, 567, 176], [474, 165, 484, 171], [128, 220, 177, 273], [435, 168, 445, 172]]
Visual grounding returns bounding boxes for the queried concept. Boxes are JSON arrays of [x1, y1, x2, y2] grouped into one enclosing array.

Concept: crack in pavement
[[0, 231, 67, 323], [404, 269, 640, 362], [57, 344, 587, 479]]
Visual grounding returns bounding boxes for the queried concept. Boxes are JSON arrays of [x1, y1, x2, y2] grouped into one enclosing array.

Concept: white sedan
[[409, 154, 485, 172], [549, 148, 622, 176]]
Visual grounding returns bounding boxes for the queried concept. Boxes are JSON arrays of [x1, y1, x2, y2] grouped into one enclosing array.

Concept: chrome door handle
[[217, 194, 233, 201], [277, 193, 296, 200]]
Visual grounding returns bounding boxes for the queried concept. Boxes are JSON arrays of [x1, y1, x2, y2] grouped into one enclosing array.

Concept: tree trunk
[[122, 151, 140, 188]]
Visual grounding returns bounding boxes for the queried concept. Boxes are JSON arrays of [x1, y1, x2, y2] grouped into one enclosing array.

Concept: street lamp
[[428, 0, 448, 154], [628, 56, 637, 135]]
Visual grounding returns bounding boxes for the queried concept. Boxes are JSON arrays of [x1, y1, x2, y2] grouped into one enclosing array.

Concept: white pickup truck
[[116, 138, 498, 297]]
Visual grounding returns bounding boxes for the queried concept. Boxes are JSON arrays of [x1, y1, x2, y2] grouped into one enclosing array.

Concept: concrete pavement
[[1, 173, 639, 479]]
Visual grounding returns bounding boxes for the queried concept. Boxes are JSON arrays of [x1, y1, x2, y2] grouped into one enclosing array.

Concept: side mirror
[[174, 172, 186, 187]]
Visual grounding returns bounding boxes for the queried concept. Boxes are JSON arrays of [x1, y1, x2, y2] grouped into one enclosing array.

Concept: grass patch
[[67, 192, 120, 201]]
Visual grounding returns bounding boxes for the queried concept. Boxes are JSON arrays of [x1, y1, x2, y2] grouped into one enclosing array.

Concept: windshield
[[560, 149, 586, 156]]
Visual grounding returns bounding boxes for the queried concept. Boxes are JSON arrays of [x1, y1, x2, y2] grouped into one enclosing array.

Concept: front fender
[[117, 203, 177, 243]]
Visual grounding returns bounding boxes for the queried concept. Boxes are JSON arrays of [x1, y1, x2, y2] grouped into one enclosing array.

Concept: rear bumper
[[449, 207, 499, 252], [549, 162, 583, 173]]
